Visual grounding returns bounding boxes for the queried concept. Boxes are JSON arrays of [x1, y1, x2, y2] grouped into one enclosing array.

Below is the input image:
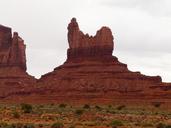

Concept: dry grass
[[0, 103, 170, 128]]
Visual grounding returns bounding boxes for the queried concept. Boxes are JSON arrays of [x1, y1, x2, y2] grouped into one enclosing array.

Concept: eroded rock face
[[36, 18, 169, 103], [67, 18, 114, 61], [0, 25, 26, 70], [1, 19, 171, 104], [0, 25, 35, 99]]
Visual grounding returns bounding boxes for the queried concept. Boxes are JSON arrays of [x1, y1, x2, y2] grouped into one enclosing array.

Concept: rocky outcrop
[[0, 25, 36, 99], [67, 18, 114, 61], [0, 25, 26, 70], [36, 18, 170, 103], [1, 19, 171, 104]]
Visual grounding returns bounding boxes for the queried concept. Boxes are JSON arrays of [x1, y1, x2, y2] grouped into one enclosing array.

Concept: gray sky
[[1, 0, 171, 82]]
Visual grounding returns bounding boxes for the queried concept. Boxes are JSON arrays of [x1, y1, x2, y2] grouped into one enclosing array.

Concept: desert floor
[[0, 102, 171, 128]]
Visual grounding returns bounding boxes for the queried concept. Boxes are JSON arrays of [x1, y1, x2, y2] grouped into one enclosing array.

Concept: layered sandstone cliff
[[1, 19, 171, 104], [0, 25, 35, 99], [36, 18, 170, 103], [0, 25, 26, 70]]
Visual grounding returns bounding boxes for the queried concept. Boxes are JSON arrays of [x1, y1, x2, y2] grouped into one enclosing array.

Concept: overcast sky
[[0, 0, 171, 82]]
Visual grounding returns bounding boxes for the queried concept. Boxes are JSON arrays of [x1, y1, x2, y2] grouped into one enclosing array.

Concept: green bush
[[51, 122, 64, 128], [110, 120, 123, 128], [83, 104, 90, 109], [21, 103, 33, 113]]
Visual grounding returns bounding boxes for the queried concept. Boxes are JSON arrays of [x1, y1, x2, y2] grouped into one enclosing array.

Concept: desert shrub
[[166, 125, 171, 128], [156, 123, 166, 128], [14, 123, 24, 128], [156, 123, 171, 128], [69, 124, 75, 128], [95, 105, 102, 111], [21, 103, 33, 113], [116, 105, 126, 110], [106, 110, 116, 114], [38, 124, 43, 128], [83, 104, 90, 109], [10, 124, 17, 128], [51, 103, 54, 106], [110, 120, 123, 128], [51, 122, 64, 128], [85, 121, 97, 126], [0, 122, 8, 128], [142, 122, 153, 127], [12, 111, 20, 118], [152, 102, 162, 108], [0, 123, 19, 128], [75, 109, 84, 116], [108, 105, 112, 108], [58, 104, 67, 108], [23, 123, 35, 128]]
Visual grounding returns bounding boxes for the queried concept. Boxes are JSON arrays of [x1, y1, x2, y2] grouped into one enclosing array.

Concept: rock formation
[[1, 18, 171, 104], [0, 25, 26, 70], [0, 25, 36, 99], [34, 18, 171, 103], [67, 18, 114, 61]]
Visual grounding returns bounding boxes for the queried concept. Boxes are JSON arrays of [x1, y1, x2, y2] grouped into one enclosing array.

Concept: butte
[[36, 18, 171, 104], [0, 25, 36, 101]]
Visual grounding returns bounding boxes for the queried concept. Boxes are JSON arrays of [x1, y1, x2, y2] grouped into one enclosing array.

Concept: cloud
[[100, 0, 171, 17]]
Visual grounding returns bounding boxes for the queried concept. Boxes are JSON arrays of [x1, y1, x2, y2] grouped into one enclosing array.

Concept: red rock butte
[[36, 18, 171, 104], [67, 18, 114, 61], [0, 25, 35, 99], [0, 18, 171, 104], [0, 25, 26, 70]]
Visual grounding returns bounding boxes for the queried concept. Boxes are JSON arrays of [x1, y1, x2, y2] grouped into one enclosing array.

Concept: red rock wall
[[0, 26, 26, 71], [67, 18, 114, 60]]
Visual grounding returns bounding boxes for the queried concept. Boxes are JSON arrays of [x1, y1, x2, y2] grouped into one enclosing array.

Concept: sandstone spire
[[67, 18, 114, 61], [0, 25, 36, 99], [0, 25, 26, 71]]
